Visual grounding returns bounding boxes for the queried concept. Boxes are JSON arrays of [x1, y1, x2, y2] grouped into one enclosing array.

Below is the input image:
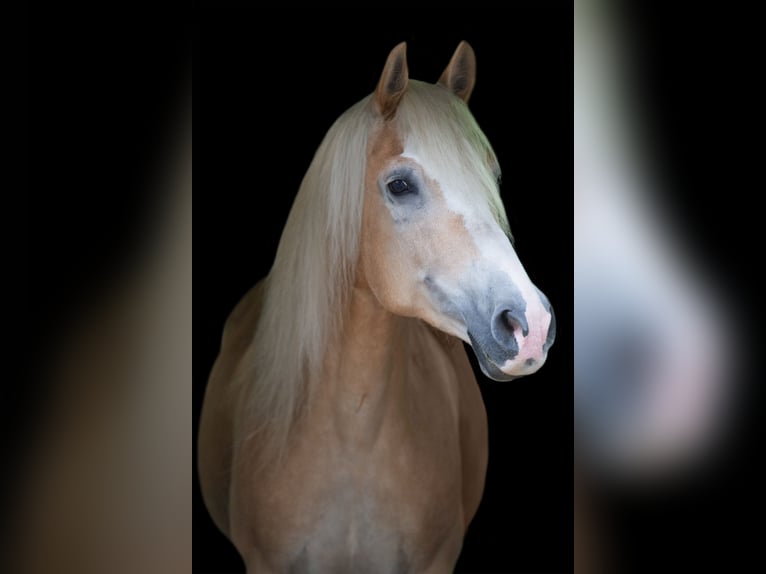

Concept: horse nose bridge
[[481, 248, 546, 317]]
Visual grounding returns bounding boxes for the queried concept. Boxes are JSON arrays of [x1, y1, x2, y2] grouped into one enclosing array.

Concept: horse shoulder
[[198, 281, 265, 538]]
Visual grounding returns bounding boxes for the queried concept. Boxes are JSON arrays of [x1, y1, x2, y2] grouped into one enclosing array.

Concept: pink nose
[[491, 303, 556, 370]]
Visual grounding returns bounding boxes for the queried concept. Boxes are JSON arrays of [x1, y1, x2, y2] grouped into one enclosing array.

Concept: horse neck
[[315, 284, 413, 446]]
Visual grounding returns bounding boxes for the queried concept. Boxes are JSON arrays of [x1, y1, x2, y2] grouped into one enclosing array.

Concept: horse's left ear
[[374, 42, 409, 120], [437, 41, 476, 103]]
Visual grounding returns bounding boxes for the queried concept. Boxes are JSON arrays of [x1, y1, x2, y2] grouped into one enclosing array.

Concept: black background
[[195, 5, 572, 574], [23, 2, 766, 573]]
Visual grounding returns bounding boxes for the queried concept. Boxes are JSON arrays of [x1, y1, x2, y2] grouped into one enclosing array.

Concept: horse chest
[[240, 422, 465, 573]]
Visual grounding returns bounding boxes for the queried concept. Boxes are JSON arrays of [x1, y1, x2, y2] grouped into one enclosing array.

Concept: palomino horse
[[198, 42, 555, 573]]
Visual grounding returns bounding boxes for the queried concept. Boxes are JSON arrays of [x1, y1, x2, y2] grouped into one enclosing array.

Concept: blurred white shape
[[574, 0, 736, 479]]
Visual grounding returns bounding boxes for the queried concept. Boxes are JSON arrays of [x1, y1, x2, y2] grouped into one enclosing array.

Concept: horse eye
[[387, 179, 410, 195]]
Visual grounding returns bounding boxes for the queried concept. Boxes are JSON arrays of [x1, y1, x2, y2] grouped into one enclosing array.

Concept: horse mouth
[[467, 331, 517, 382]]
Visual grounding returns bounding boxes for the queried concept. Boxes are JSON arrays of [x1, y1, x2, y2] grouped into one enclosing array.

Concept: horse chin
[[469, 338, 550, 381], [468, 336, 518, 382], [479, 359, 518, 382]]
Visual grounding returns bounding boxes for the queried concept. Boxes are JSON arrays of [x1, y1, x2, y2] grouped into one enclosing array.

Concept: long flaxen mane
[[233, 81, 509, 461]]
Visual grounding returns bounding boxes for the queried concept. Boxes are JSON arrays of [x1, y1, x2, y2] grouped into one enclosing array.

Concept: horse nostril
[[491, 307, 528, 352], [502, 310, 521, 334]]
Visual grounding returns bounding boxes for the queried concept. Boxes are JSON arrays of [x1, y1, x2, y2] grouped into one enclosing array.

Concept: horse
[[198, 41, 555, 573]]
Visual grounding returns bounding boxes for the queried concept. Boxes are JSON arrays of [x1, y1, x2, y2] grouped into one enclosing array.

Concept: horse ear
[[437, 41, 476, 103], [374, 42, 409, 119]]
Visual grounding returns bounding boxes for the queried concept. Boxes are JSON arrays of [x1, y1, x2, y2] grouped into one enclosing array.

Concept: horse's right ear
[[374, 42, 409, 120], [437, 41, 476, 103]]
